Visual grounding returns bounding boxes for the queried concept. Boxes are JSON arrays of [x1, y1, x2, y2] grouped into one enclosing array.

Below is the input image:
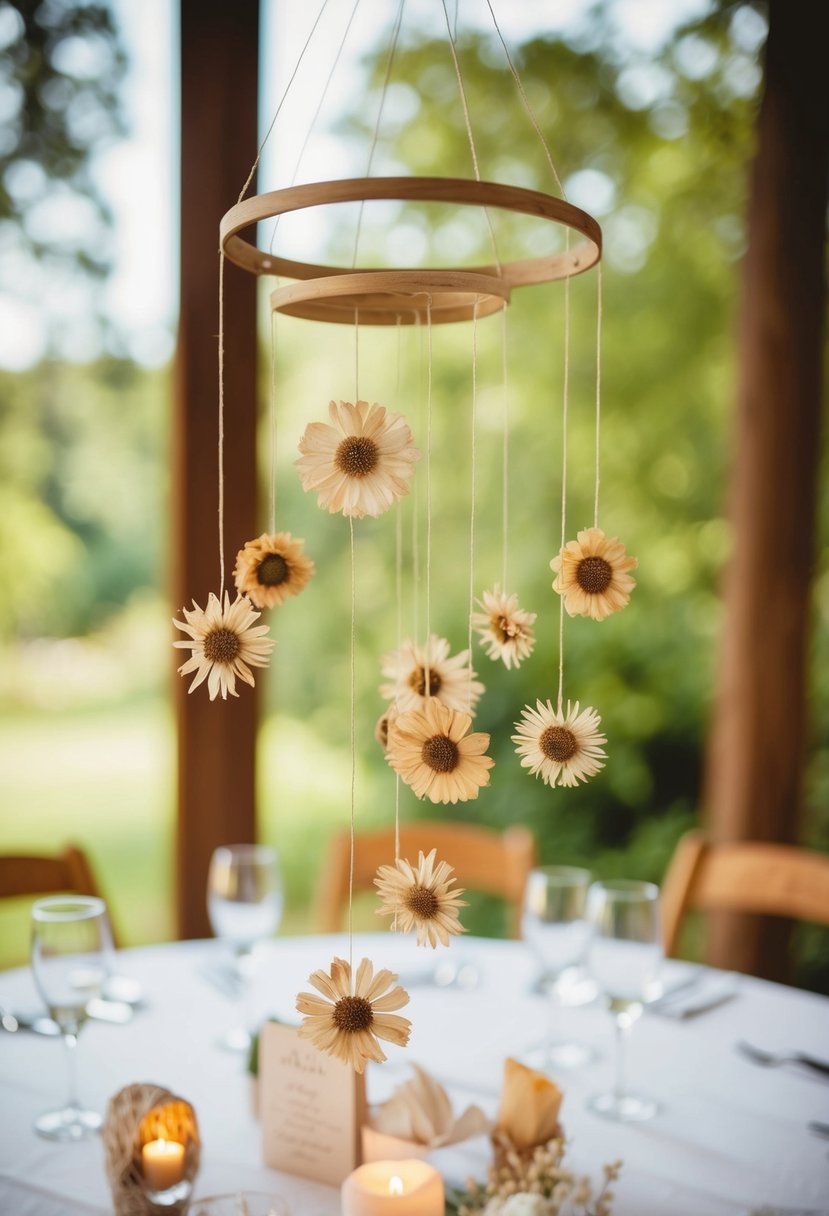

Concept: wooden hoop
[[270, 269, 511, 325], [220, 176, 601, 325]]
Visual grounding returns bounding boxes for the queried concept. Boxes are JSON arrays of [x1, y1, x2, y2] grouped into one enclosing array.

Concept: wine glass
[[521, 865, 596, 1070], [31, 895, 114, 1140], [207, 844, 283, 1052], [585, 879, 663, 1122]]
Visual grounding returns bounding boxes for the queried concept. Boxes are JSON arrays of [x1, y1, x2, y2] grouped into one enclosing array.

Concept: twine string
[[351, 0, 405, 268], [218, 251, 226, 597], [348, 516, 356, 974], [269, 310, 278, 532], [424, 297, 433, 700], [484, 0, 566, 199], [394, 315, 404, 864], [594, 261, 603, 528], [468, 298, 479, 709], [557, 267, 571, 716], [439, 0, 502, 275], [500, 306, 510, 588]]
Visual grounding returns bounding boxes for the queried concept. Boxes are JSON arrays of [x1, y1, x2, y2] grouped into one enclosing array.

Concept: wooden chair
[[661, 829, 829, 958], [0, 844, 118, 945], [315, 821, 536, 938]]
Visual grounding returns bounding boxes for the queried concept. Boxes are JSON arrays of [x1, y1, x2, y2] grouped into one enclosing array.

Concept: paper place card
[[260, 1022, 366, 1187]]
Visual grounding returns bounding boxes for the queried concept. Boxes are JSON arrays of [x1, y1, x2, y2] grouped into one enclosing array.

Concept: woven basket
[[103, 1082, 201, 1216]]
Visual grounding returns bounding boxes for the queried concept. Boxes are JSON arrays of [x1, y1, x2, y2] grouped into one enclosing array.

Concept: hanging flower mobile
[[380, 634, 485, 716]]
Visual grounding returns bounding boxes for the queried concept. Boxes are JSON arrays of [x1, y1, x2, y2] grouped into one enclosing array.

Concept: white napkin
[[370, 1064, 490, 1148]]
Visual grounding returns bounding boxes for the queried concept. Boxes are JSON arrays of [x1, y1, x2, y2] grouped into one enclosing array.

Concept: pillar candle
[[141, 1138, 185, 1190], [341, 1159, 444, 1216]]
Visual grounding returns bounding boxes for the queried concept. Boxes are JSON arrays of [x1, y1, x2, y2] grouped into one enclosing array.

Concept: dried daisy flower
[[386, 698, 494, 804], [295, 956, 411, 1073], [472, 586, 537, 670], [374, 704, 398, 751], [295, 399, 420, 518], [374, 848, 468, 948], [380, 634, 485, 715], [233, 530, 315, 609], [172, 591, 274, 700], [512, 699, 606, 788], [551, 527, 637, 621]]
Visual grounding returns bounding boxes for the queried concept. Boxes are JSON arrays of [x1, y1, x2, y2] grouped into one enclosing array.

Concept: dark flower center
[[405, 884, 439, 919], [422, 734, 459, 773], [332, 994, 374, 1033], [410, 665, 442, 697], [539, 725, 578, 763], [493, 615, 513, 643], [576, 555, 613, 594], [257, 553, 289, 586], [203, 627, 240, 664], [335, 435, 379, 478]]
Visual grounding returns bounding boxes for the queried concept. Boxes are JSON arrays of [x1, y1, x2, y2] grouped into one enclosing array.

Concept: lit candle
[[341, 1159, 444, 1216], [141, 1138, 185, 1191]]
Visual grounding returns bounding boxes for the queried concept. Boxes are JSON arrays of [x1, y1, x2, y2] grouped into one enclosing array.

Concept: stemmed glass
[[30, 895, 114, 1140], [522, 866, 596, 1070], [207, 844, 283, 1052], [585, 879, 663, 1122]]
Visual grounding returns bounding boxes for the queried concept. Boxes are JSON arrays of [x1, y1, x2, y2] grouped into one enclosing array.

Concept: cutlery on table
[[0, 1006, 60, 1035], [649, 971, 738, 1019], [198, 960, 245, 1000], [737, 1041, 829, 1078]]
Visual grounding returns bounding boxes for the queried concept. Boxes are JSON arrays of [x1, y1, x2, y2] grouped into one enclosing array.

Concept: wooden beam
[[702, 0, 828, 980], [173, 0, 260, 939]]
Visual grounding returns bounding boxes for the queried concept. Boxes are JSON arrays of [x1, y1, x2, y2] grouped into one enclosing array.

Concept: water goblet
[[31, 895, 114, 1140], [207, 844, 283, 1052], [522, 865, 596, 1070], [585, 879, 663, 1122]]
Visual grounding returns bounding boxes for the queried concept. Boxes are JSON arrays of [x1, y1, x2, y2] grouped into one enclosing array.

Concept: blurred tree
[[0, 0, 126, 278]]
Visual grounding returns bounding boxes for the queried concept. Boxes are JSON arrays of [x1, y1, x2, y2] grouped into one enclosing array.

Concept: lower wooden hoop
[[270, 269, 511, 325]]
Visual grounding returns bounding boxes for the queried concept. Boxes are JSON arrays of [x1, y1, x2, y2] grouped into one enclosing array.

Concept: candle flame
[[389, 1175, 404, 1195]]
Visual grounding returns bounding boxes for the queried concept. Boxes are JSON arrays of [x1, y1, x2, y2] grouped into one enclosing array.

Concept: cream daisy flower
[[375, 848, 468, 948], [295, 399, 420, 518], [295, 956, 411, 1073], [386, 699, 494, 804], [374, 704, 398, 751], [512, 699, 607, 788], [472, 586, 537, 670], [380, 634, 485, 715], [172, 591, 274, 700], [551, 527, 638, 621], [233, 531, 315, 609]]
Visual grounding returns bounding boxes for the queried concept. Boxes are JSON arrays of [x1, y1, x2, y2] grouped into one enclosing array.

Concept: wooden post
[[703, 0, 828, 980], [173, 0, 260, 939]]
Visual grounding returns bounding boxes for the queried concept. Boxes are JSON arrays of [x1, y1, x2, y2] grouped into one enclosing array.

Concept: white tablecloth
[[1, 934, 828, 1215]]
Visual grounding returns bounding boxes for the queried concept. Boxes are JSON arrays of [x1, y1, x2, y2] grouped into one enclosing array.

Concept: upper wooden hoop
[[220, 176, 601, 326]]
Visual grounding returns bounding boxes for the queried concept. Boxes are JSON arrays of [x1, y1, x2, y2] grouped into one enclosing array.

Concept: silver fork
[[737, 1040, 829, 1079]]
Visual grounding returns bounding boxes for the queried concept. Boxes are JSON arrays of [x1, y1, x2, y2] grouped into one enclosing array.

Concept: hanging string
[[484, 0, 566, 199], [557, 271, 571, 716], [411, 311, 423, 643], [500, 306, 510, 589], [351, 0, 405, 267], [354, 308, 360, 400], [348, 516, 356, 974], [424, 298, 434, 702], [468, 298, 479, 709], [394, 316, 404, 865], [269, 310, 278, 532], [440, 0, 502, 275], [236, 0, 331, 205], [594, 261, 603, 528], [269, 0, 362, 255], [217, 251, 226, 597]]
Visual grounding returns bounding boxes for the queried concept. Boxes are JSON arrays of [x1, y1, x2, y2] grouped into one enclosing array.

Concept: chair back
[[315, 821, 536, 938], [0, 844, 117, 945], [661, 829, 829, 957]]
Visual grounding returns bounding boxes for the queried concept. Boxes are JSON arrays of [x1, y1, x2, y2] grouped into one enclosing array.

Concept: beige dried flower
[[172, 591, 274, 700], [512, 699, 606, 788], [374, 848, 468, 947], [551, 527, 637, 621], [385, 698, 494, 805], [233, 530, 315, 609], [472, 586, 536, 670]]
